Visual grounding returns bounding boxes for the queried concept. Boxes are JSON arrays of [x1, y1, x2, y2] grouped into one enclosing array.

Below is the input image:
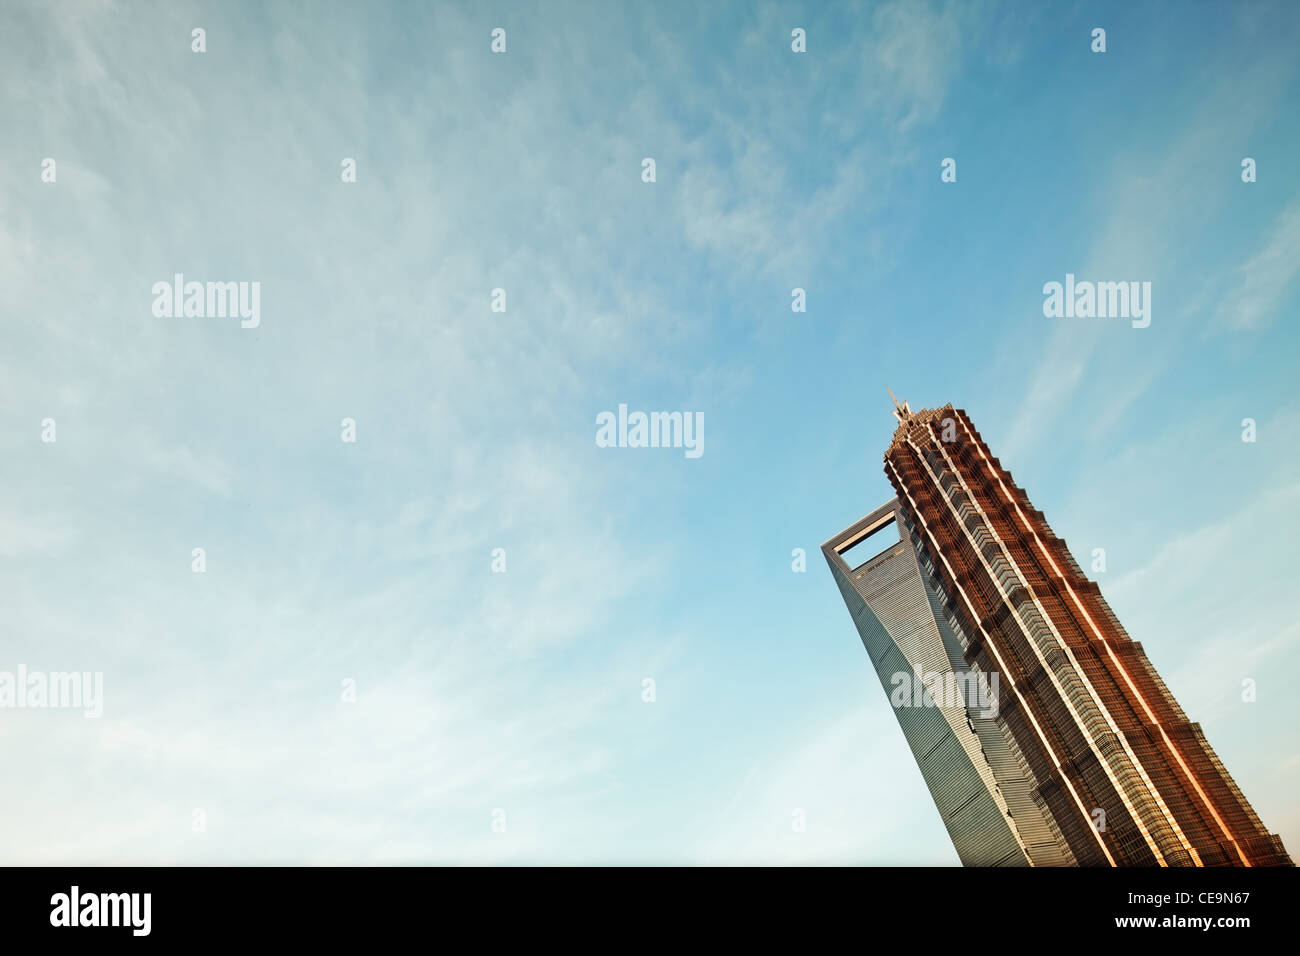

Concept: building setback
[[824, 399, 1292, 866]]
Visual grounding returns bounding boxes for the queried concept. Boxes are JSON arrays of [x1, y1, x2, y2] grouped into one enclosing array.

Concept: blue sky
[[1, 0, 1297, 863]]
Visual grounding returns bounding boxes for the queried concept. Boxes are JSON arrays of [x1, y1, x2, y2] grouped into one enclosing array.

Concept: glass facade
[[825, 501, 1074, 866]]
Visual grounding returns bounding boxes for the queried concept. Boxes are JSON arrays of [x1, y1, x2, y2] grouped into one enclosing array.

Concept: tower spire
[[887, 387, 911, 423]]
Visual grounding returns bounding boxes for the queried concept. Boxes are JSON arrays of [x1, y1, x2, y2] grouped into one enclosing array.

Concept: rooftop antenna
[[887, 386, 912, 423]]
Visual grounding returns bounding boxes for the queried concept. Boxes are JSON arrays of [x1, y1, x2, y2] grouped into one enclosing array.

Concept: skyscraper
[[824, 399, 1292, 866]]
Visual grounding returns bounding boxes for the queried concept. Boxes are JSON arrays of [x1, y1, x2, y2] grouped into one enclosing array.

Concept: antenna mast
[[887, 387, 912, 423]]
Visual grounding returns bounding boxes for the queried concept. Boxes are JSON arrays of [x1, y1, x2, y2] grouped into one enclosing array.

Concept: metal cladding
[[825, 400, 1292, 867]]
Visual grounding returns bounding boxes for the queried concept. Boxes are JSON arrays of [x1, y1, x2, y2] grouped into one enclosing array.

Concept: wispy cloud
[[1221, 197, 1300, 330]]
